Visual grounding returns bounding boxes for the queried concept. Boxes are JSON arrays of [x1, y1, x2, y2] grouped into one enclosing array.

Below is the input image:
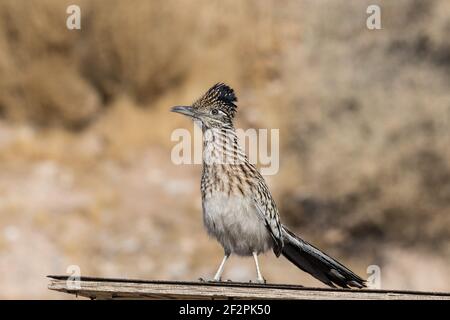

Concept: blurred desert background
[[0, 0, 449, 298]]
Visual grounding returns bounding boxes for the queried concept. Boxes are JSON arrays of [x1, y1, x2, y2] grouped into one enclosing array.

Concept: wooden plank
[[47, 275, 450, 300]]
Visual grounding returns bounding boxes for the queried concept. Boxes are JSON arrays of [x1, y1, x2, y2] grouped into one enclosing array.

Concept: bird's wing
[[253, 182, 284, 256]]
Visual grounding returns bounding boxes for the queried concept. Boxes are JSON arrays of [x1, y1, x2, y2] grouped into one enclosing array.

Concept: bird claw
[[202, 278, 266, 284], [250, 278, 266, 284], [199, 277, 223, 283]]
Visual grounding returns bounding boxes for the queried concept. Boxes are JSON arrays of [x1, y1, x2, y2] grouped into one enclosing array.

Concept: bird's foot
[[250, 278, 266, 284], [198, 277, 223, 283]]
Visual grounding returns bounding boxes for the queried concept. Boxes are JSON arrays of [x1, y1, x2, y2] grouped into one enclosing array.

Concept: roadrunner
[[171, 83, 366, 288]]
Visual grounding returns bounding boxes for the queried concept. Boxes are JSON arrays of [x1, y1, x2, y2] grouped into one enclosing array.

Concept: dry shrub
[[18, 59, 100, 128], [0, 0, 283, 127], [0, 0, 95, 127], [275, 0, 450, 252], [78, 0, 197, 103]]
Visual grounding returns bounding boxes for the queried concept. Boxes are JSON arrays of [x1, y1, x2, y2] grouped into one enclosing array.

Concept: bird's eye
[[211, 109, 218, 115]]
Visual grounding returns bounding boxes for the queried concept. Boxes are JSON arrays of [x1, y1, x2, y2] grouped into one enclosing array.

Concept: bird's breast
[[202, 192, 272, 256]]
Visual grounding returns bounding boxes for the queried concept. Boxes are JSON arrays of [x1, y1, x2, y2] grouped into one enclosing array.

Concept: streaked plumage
[[171, 83, 366, 288]]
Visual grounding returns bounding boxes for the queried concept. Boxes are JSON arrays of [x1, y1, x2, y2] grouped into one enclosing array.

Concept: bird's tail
[[281, 226, 366, 288]]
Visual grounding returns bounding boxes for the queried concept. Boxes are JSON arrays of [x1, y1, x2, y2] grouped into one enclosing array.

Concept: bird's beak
[[171, 105, 195, 118]]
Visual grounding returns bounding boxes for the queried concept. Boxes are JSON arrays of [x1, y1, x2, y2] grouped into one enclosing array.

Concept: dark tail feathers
[[281, 226, 366, 289]]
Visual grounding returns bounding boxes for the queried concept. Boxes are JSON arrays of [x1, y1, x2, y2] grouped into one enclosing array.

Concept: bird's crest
[[195, 83, 238, 117]]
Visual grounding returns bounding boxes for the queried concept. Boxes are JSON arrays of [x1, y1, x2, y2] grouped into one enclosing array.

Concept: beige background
[[0, 0, 449, 298]]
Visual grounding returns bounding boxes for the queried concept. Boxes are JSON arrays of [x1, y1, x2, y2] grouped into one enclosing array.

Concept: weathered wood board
[[47, 275, 450, 300]]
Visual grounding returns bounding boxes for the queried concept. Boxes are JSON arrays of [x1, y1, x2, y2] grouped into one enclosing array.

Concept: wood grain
[[47, 275, 450, 300]]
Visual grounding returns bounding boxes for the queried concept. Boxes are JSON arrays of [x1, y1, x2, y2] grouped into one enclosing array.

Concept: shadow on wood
[[47, 275, 450, 300]]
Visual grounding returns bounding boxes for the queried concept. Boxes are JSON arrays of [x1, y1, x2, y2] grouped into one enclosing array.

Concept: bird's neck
[[202, 126, 247, 166]]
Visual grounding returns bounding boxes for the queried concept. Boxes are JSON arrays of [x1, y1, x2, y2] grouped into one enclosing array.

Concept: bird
[[171, 83, 366, 288]]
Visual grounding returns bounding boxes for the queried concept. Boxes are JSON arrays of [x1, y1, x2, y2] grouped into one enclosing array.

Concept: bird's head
[[171, 83, 237, 129]]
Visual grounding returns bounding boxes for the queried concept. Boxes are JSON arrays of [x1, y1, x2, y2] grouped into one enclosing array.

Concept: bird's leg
[[212, 253, 230, 281], [252, 252, 266, 284]]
